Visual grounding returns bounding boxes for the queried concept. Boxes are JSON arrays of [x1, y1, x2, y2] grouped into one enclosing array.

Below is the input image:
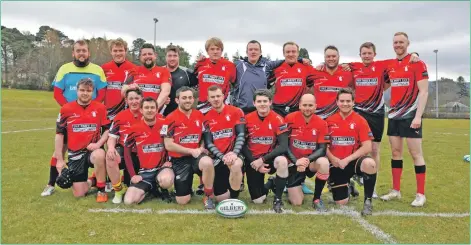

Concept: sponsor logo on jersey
[[202, 74, 225, 84], [106, 81, 123, 90], [72, 124, 97, 132], [319, 86, 343, 92], [139, 84, 161, 93], [293, 139, 317, 150], [280, 78, 303, 87], [390, 78, 410, 87], [331, 136, 355, 146], [251, 136, 273, 145], [355, 78, 378, 86], [179, 134, 200, 144], [212, 128, 233, 140], [142, 143, 164, 153]]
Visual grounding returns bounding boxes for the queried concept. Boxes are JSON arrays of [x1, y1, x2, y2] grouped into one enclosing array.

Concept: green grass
[[2, 89, 470, 244]]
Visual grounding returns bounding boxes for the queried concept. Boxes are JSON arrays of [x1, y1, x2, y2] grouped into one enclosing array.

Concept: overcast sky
[[2, 1, 470, 81]]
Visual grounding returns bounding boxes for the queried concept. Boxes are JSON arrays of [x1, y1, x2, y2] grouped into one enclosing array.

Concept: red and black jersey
[[203, 105, 246, 154], [194, 58, 236, 114], [161, 109, 205, 158], [124, 118, 167, 169], [350, 60, 391, 116], [245, 110, 288, 159], [101, 60, 137, 120], [386, 54, 429, 120], [270, 62, 316, 110], [326, 111, 373, 160], [56, 101, 110, 153], [132, 65, 172, 100], [310, 68, 353, 119], [285, 111, 329, 159], [109, 109, 142, 147]]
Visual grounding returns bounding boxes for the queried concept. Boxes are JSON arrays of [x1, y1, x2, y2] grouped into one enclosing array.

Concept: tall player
[[101, 38, 137, 120], [162, 86, 216, 209], [54, 78, 110, 202], [380, 32, 429, 207], [105, 88, 143, 203], [122, 97, 174, 205], [41, 40, 107, 197], [326, 88, 377, 215], [243, 89, 289, 213], [203, 85, 245, 201]]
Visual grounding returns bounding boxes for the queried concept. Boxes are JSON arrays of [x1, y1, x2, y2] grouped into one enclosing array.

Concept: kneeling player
[[105, 88, 143, 203], [162, 86, 216, 209], [243, 89, 289, 213], [326, 88, 377, 215], [283, 94, 330, 211], [122, 97, 174, 205], [203, 85, 245, 202], [55, 78, 110, 202]]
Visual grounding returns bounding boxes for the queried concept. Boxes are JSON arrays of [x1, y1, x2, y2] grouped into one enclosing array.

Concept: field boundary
[[2, 127, 54, 134]]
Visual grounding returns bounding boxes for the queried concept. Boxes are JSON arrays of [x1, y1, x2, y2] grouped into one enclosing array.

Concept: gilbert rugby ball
[[216, 199, 248, 218]]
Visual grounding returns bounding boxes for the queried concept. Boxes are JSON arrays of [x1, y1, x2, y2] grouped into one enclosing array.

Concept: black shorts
[[286, 163, 316, 188], [115, 145, 140, 170], [272, 105, 298, 117], [67, 150, 94, 183], [329, 156, 371, 201], [387, 117, 422, 138], [171, 154, 208, 197], [131, 167, 170, 193], [213, 154, 244, 196], [356, 110, 384, 142]]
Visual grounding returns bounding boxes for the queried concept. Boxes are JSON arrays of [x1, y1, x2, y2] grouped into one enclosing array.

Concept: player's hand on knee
[[131, 175, 142, 184], [106, 148, 118, 161], [162, 161, 172, 168], [87, 143, 100, 151], [190, 148, 202, 158], [258, 164, 271, 174], [250, 158, 264, 171], [297, 166, 306, 172], [296, 158, 309, 168], [338, 159, 349, 169]]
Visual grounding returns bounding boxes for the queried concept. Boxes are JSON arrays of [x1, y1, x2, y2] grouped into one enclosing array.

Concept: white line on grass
[[2, 119, 55, 122], [433, 132, 469, 136], [373, 210, 470, 218], [2, 127, 54, 134]]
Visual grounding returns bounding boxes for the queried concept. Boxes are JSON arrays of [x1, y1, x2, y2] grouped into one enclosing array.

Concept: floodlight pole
[[153, 18, 159, 48], [434, 49, 439, 118]]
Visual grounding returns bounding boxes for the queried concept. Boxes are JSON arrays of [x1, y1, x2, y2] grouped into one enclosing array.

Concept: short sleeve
[[53, 66, 66, 90], [163, 69, 172, 85], [160, 117, 174, 138], [96, 67, 108, 90], [101, 106, 111, 129], [358, 117, 374, 142], [234, 108, 246, 125], [274, 114, 288, 135], [124, 127, 136, 148], [414, 61, 429, 81], [56, 107, 67, 135], [317, 120, 330, 143]]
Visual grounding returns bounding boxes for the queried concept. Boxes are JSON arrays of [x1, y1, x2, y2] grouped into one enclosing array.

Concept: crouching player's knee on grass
[[124, 166, 174, 205]]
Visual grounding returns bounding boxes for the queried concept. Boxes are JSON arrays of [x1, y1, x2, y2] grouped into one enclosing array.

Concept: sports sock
[[391, 159, 403, 191], [48, 158, 59, 186], [274, 175, 287, 200], [363, 173, 377, 201], [314, 172, 329, 201], [96, 182, 106, 192], [204, 187, 213, 197], [229, 188, 240, 198], [112, 181, 123, 192], [415, 165, 426, 194]]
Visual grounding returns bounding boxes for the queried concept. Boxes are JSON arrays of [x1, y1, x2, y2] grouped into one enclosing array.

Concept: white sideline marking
[[433, 132, 469, 136], [373, 210, 470, 218], [2, 119, 55, 122], [2, 127, 54, 134]]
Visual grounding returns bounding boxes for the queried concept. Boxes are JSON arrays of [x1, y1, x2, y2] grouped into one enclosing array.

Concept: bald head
[[300, 93, 316, 104], [299, 93, 316, 118]]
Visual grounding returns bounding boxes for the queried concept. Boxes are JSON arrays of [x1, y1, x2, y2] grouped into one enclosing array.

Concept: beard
[[73, 57, 90, 67], [143, 60, 155, 69]]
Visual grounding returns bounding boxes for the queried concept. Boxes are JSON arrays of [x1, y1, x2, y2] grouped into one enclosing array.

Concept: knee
[[91, 149, 106, 164], [73, 191, 86, 198], [158, 175, 174, 189], [231, 159, 243, 172], [123, 196, 134, 205], [176, 196, 191, 205], [289, 196, 303, 206], [336, 198, 349, 206], [361, 158, 377, 174], [275, 156, 288, 169], [316, 157, 330, 172], [408, 148, 423, 160], [391, 147, 402, 157], [199, 157, 214, 171], [252, 195, 266, 204]]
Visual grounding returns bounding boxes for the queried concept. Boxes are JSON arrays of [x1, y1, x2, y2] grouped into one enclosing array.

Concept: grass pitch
[[1, 89, 470, 244]]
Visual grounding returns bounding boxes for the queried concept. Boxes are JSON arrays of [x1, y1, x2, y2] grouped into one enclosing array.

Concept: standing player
[[283, 94, 330, 211], [202, 85, 245, 201], [101, 38, 137, 120], [122, 97, 174, 205], [162, 86, 216, 209], [326, 88, 378, 215], [380, 32, 429, 207], [162, 45, 198, 116], [41, 40, 107, 197], [124, 43, 172, 111], [243, 89, 289, 213], [193, 37, 236, 114], [105, 88, 143, 203], [54, 78, 110, 202]]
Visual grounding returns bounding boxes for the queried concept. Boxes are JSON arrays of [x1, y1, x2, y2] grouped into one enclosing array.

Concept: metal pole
[[153, 18, 158, 48], [434, 49, 439, 118]]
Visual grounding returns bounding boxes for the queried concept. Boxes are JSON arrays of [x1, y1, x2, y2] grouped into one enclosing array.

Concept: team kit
[[42, 31, 429, 215]]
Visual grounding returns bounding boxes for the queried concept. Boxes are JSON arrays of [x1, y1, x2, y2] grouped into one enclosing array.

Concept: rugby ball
[[216, 199, 248, 218]]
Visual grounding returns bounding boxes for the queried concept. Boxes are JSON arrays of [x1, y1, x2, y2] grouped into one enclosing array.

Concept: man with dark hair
[[162, 86, 216, 209], [105, 88, 143, 203], [122, 97, 174, 204], [41, 40, 107, 197], [55, 78, 110, 202], [243, 89, 290, 213], [325, 88, 377, 215], [203, 85, 245, 201]]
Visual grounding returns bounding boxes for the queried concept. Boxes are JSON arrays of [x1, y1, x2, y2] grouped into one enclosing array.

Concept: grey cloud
[[2, 1, 469, 78]]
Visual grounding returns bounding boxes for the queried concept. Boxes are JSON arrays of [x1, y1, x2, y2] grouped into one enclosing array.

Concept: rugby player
[[122, 97, 174, 205], [105, 88, 143, 203], [55, 78, 110, 202], [283, 94, 330, 211], [380, 32, 429, 207], [41, 40, 107, 197], [162, 44, 198, 116], [123, 43, 171, 111], [243, 89, 289, 213], [162, 86, 216, 209], [325, 88, 377, 215], [101, 38, 137, 120], [202, 85, 245, 201]]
